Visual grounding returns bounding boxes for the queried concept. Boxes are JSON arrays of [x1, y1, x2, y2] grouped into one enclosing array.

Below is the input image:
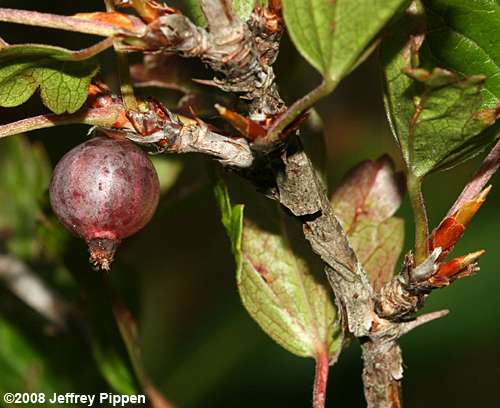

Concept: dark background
[[0, 1, 499, 407]]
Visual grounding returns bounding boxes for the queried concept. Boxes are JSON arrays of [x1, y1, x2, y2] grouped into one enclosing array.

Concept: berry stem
[[100, 269, 174, 408], [105, 0, 139, 111]]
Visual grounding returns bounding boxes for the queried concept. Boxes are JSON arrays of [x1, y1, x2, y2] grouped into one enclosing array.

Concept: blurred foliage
[[0, 135, 51, 259], [0, 1, 498, 408]]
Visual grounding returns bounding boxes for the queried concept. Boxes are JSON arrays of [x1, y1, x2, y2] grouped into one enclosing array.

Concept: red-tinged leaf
[[215, 178, 342, 359], [331, 155, 404, 291]]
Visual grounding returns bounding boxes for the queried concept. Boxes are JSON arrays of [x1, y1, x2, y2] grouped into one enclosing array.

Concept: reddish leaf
[[331, 155, 404, 291]]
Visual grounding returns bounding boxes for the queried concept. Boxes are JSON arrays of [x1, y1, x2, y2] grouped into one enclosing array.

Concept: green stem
[[116, 52, 139, 111], [407, 174, 429, 264], [100, 270, 147, 385], [105, 0, 138, 111], [131, 0, 159, 22], [100, 270, 174, 408], [266, 79, 337, 143]]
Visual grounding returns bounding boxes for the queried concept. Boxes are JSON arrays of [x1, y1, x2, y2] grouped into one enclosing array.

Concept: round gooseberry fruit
[[49, 134, 160, 270]]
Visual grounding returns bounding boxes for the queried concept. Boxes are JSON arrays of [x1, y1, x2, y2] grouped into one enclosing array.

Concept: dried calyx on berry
[[49, 132, 160, 270]]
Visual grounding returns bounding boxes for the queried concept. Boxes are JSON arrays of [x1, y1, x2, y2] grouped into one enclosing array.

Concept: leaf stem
[[266, 80, 337, 143], [131, 0, 160, 22], [407, 173, 429, 264], [105, 0, 138, 111], [313, 350, 330, 408], [116, 52, 139, 111], [0, 7, 144, 37], [70, 37, 116, 60]]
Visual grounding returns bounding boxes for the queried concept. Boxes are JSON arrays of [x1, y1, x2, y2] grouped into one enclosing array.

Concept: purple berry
[[49, 134, 160, 270]]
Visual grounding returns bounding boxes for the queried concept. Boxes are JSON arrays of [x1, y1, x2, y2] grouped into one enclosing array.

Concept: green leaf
[[332, 156, 404, 291], [183, 0, 266, 26], [381, 6, 499, 177], [232, 0, 267, 20], [90, 340, 137, 395], [282, 0, 410, 81], [0, 44, 98, 114], [424, 0, 500, 110], [215, 178, 341, 359], [214, 178, 244, 258], [183, 0, 207, 26]]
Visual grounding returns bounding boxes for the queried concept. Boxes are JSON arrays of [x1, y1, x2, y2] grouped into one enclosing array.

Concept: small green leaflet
[[215, 179, 342, 359], [331, 156, 404, 291], [183, 0, 267, 26], [0, 44, 98, 114], [282, 0, 410, 82], [233, 0, 267, 20]]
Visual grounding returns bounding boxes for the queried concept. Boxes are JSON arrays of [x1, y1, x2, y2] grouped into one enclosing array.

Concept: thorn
[[400, 310, 449, 336], [192, 78, 220, 88]]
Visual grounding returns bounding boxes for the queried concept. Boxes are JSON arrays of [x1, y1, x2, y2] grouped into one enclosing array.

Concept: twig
[[104, 0, 138, 111], [0, 35, 9, 47], [145, 1, 285, 119], [199, 0, 234, 32], [0, 101, 254, 168], [0, 106, 123, 139], [0, 7, 146, 37], [0, 254, 68, 328], [361, 340, 403, 408], [274, 137, 374, 337]]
